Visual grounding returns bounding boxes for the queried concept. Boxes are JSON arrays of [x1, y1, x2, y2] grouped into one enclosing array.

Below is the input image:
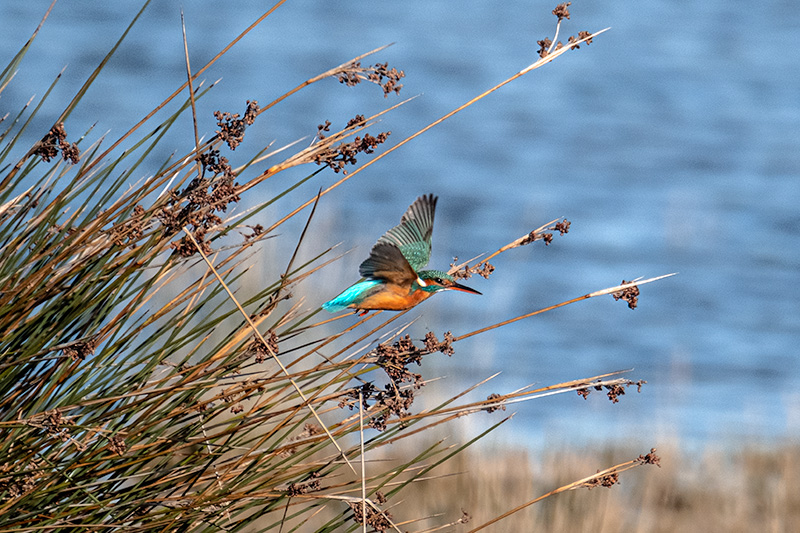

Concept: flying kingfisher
[[322, 194, 481, 314]]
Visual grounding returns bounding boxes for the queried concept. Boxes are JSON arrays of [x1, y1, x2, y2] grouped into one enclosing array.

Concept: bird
[[322, 194, 481, 314]]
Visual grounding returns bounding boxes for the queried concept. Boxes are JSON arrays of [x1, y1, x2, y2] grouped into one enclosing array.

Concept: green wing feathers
[[377, 194, 437, 271]]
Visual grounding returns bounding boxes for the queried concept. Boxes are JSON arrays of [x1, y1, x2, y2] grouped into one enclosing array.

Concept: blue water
[[2, 1, 798, 452]]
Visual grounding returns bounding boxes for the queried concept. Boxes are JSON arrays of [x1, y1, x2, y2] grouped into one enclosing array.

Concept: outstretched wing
[[359, 243, 418, 288], [376, 194, 437, 271]]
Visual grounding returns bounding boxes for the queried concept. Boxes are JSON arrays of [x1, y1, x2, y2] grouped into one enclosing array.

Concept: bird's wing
[[359, 243, 418, 287], [376, 194, 436, 271]]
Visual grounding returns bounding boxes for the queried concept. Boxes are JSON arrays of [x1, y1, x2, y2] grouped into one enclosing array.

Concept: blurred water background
[[2, 1, 798, 453]]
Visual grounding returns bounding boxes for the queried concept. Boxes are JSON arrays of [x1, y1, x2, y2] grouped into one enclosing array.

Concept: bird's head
[[415, 270, 482, 295]]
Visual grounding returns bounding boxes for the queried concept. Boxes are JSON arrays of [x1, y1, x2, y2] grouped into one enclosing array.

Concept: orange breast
[[353, 285, 432, 311]]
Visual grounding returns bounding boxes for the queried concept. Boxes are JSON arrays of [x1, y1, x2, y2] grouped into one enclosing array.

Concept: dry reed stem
[[256, 43, 395, 119], [374, 372, 634, 430], [244, 96, 415, 199], [360, 391, 368, 533], [454, 274, 677, 342], [466, 449, 661, 532], [457, 218, 566, 272], [180, 8, 203, 180]]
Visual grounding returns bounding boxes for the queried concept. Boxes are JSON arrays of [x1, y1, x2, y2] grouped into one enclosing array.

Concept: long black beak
[[448, 282, 481, 295]]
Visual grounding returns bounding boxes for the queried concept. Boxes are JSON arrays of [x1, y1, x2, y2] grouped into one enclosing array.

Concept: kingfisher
[[322, 194, 481, 314]]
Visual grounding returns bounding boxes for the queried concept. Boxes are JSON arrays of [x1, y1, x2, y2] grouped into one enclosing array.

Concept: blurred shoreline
[[377, 440, 800, 531]]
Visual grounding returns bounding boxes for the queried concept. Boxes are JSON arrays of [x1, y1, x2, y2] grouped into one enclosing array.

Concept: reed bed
[[394, 441, 800, 532], [0, 2, 670, 531]]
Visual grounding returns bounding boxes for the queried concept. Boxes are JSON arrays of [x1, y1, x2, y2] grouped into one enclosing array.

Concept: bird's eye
[[435, 278, 444, 284]]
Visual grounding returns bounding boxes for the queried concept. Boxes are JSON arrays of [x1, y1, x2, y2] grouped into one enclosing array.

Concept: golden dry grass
[[384, 440, 800, 532]]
